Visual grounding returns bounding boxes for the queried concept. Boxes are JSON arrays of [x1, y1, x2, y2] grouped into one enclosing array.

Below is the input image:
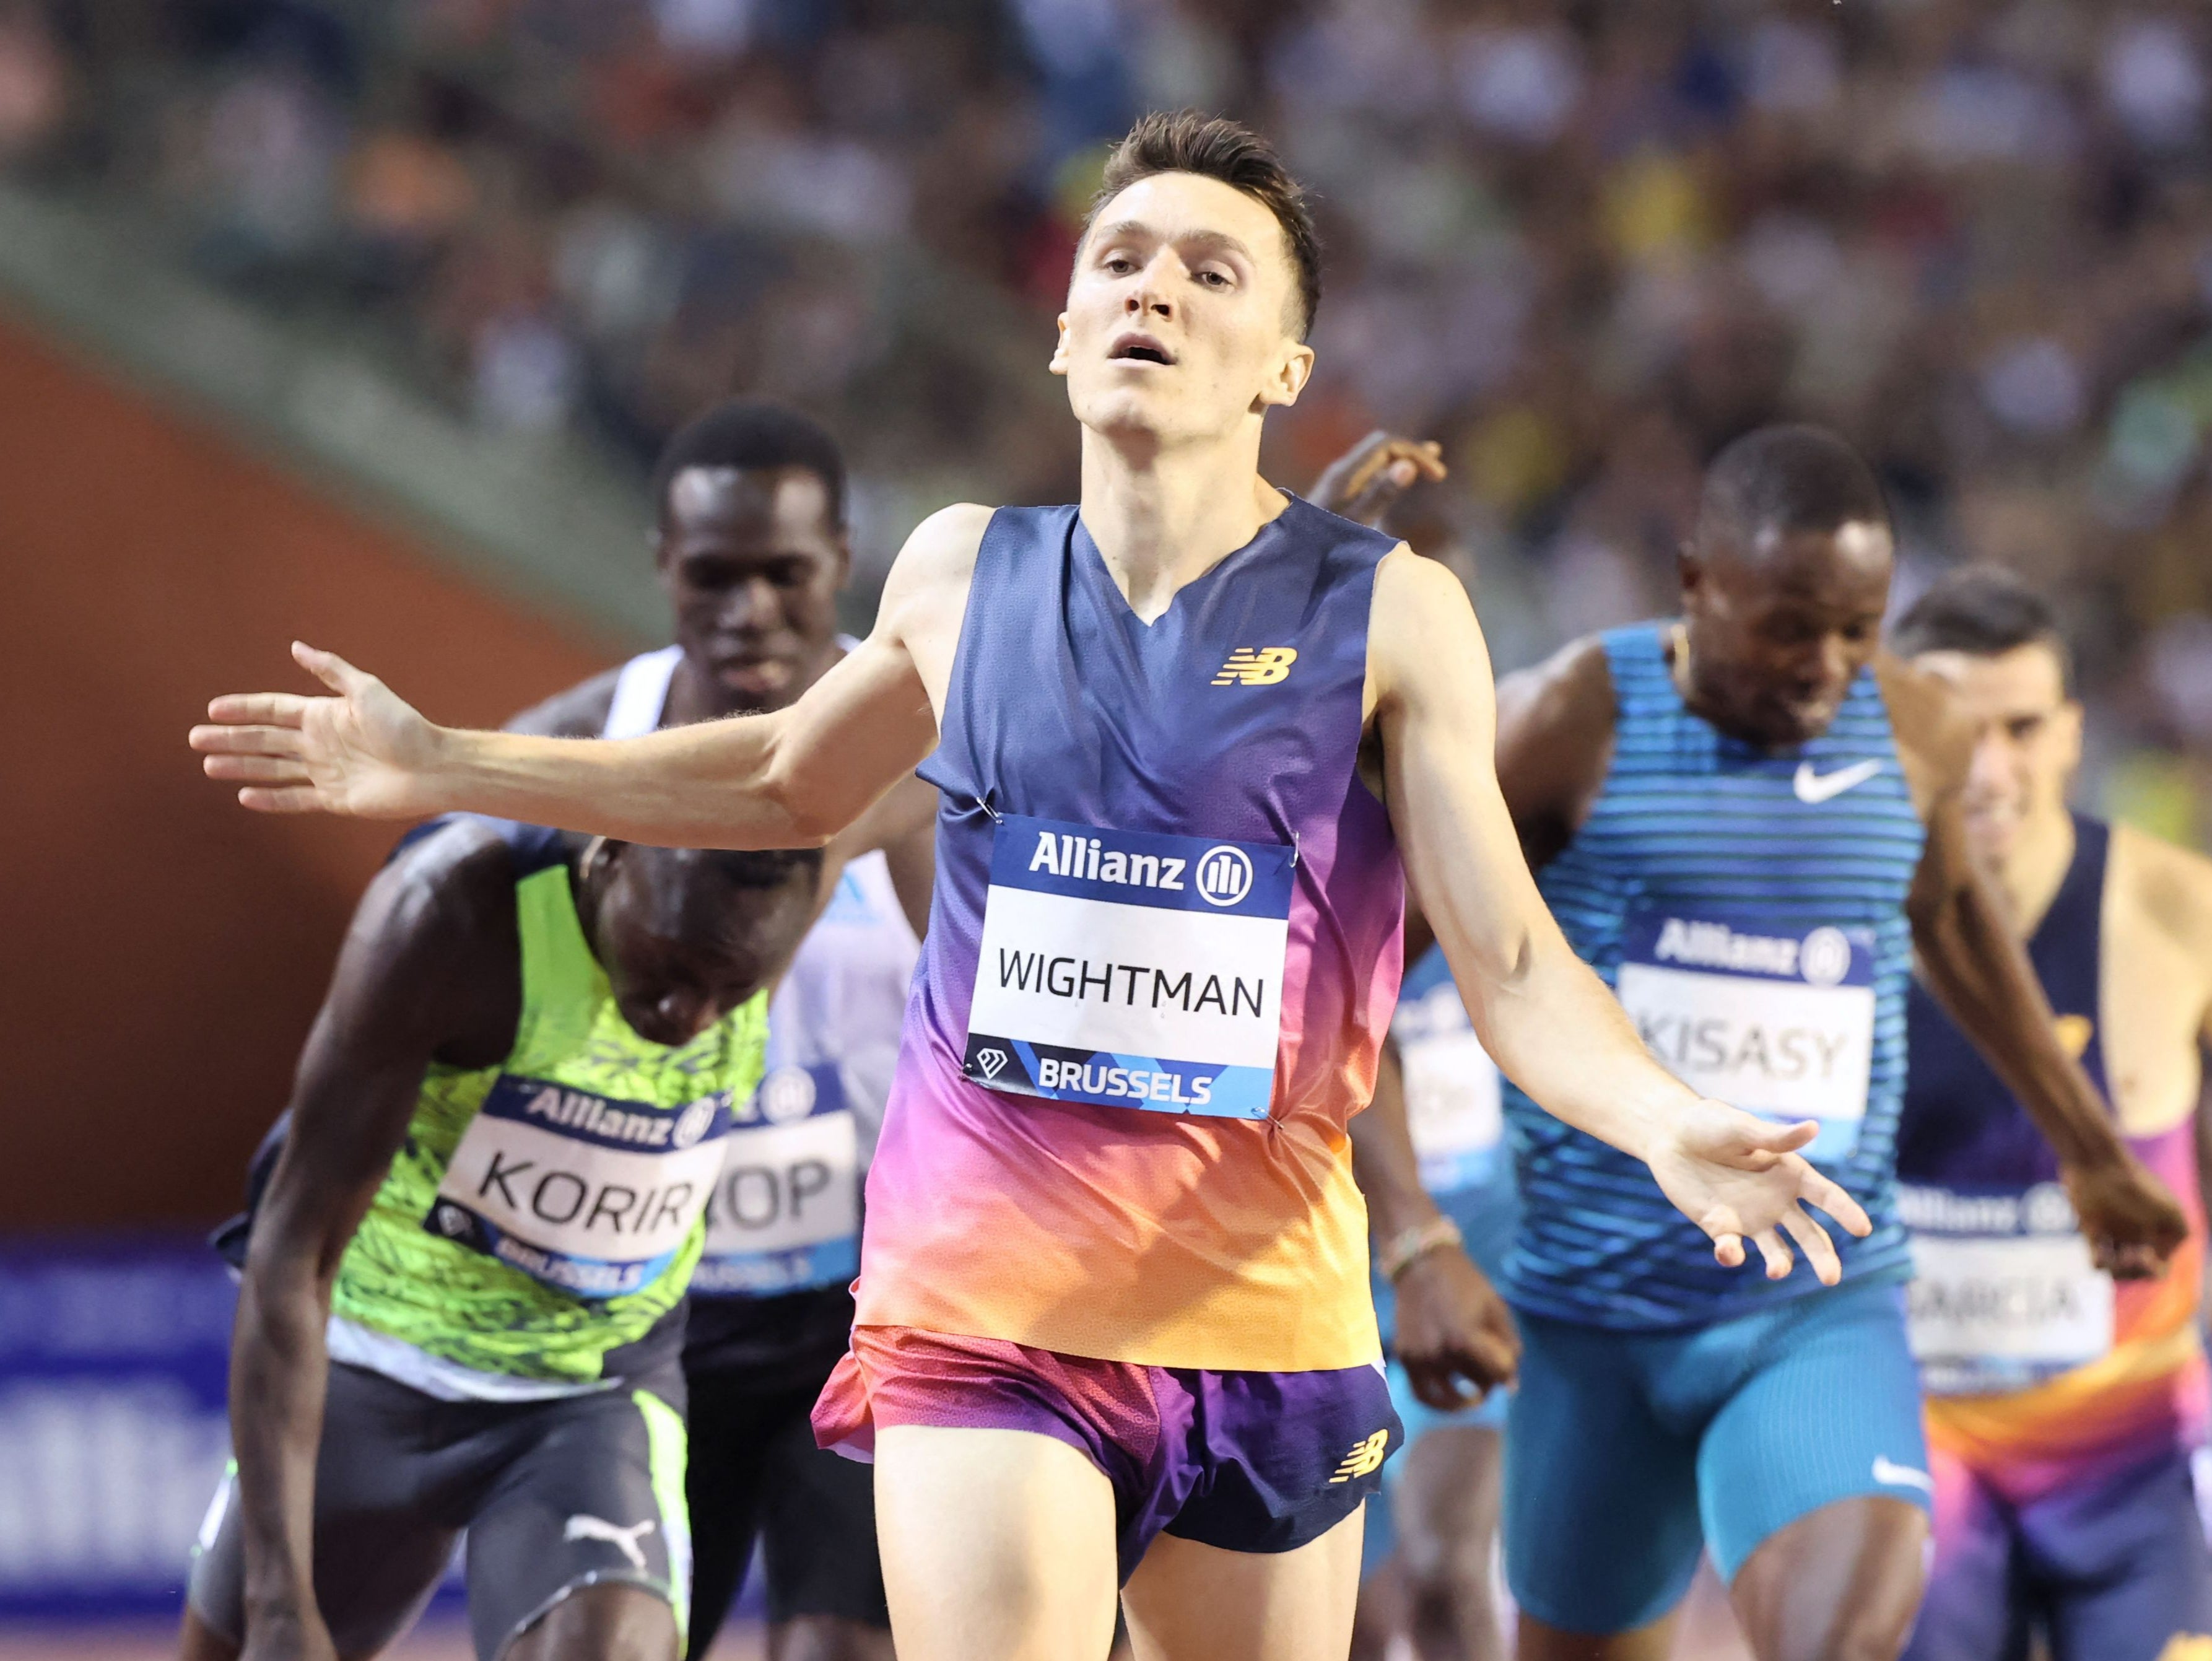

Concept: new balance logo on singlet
[[1329, 1429, 1391, 1483], [1212, 647, 1297, 686]]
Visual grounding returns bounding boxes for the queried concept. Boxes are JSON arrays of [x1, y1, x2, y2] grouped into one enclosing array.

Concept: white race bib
[[692, 1063, 861, 1297], [1615, 912, 1875, 1160], [427, 1075, 732, 1299], [962, 814, 1293, 1120], [1900, 1180, 2113, 1395], [1393, 980, 1503, 1193]]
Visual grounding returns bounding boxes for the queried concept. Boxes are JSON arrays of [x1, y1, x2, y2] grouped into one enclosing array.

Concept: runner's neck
[[1077, 425, 1287, 624], [1995, 805, 2077, 939]]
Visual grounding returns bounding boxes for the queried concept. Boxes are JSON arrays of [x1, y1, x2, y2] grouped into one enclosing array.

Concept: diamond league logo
[[976, 1047, 1009, 1079], [1195, 845, 1254, 907]]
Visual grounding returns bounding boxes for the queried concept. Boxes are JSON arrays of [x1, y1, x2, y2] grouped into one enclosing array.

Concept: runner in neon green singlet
[[183, 818, 821, 1661], [331, 849, 769, 1383]]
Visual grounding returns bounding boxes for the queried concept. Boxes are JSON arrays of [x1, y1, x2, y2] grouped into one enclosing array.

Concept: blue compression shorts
[[1503, 1272, 1930, 1635]]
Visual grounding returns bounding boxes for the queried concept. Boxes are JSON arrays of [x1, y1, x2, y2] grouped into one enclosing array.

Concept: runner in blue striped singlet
[[1370, 425, 2187, 1661]]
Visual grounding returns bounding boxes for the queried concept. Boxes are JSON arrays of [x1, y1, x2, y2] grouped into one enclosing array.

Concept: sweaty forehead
[[663, 466, 837, 546], [1087, 173, 1291, 276], [1712, 520, 1893, 608]]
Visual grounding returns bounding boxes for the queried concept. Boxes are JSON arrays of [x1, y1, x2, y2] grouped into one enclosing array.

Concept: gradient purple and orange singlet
[[842, 499, 1407, 1375], [1896, 814, 2208, 1501]]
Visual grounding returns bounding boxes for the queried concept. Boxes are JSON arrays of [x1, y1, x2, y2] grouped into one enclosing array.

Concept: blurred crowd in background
[[9, 0, 2212, 841]]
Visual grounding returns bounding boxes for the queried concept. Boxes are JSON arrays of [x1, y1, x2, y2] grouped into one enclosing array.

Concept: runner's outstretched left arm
[[189, 632, 933, 849], [1369, 547, 1872, 1284]]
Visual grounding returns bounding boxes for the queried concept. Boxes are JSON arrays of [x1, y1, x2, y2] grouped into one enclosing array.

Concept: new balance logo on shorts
[[1211, 647, 1297, 686], [1329, 1429, 1391, 1484]]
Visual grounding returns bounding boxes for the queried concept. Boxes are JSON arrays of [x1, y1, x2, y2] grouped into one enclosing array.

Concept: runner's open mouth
[[1110, 334, 1175, 365]]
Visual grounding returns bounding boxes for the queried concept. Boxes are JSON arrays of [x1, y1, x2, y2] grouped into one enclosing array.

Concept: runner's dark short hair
[[1700, 424, 1892, 547], [1892, 566, 2075, 695], [650, 400, 846, 531], [634, 844, 824, 891], [1083, 111, 1322, 340]]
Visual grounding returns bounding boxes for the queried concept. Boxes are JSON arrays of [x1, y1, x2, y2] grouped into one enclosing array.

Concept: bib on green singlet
[[331, 859, 768, 1383], [427, 1073, 734, 1299]]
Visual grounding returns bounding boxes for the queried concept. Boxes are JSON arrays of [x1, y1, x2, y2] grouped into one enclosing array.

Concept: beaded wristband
[[1379, 1214, 1465, 1282]]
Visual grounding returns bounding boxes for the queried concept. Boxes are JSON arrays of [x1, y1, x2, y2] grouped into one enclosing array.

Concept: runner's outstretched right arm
[[228, 827, 518, 1660], [188, 505, 988, 848], [1369, 548, 1873, 1284]]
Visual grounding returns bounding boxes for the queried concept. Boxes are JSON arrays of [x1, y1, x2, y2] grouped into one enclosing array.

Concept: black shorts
[[188, 1360, 690, 1661], [684, 1338, 887, 1656]]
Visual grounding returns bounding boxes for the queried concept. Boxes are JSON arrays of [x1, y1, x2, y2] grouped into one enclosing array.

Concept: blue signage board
[[0, 1234, 236, 1618]]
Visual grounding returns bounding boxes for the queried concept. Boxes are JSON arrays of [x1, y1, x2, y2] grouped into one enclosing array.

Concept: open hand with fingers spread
[[1309, 429, 1447, 527], [1644, 1099, 1873, 1283], [190, 642, 453, 819]]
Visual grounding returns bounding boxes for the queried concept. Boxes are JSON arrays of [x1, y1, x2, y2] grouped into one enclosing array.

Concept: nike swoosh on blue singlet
[[1500, 623, 1926, 1330]]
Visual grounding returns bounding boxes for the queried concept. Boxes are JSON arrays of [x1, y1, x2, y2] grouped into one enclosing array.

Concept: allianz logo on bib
[[521, 1084, 722, 1149], [1897, 1180, 2080, 1237], [1653, 919, 1854, 987], [1026, 829, 1255, 908], [1029, 829, 1186, 892]]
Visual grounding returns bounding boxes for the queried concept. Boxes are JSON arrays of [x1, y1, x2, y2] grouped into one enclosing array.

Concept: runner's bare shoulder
[[321, 816, 523, 1071], [1496, 635, 1615, 865], [880, 504, 995, 608], [2112, 821, 2212, 964], [874, 503, 997, 691]]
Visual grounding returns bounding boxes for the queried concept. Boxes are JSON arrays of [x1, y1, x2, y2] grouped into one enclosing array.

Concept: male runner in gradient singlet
[[196, 114, 1889, 1661], [1891, 569, 2212, 1661]]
